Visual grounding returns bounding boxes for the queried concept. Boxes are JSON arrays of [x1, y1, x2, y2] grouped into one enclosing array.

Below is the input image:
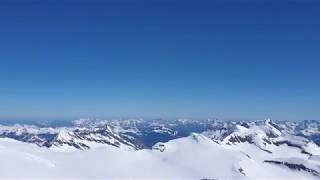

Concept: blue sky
[[0, 0, 319, 120]]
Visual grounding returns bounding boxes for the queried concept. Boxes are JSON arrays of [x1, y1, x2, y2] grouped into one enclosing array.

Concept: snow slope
[[0, 133, 319, 179]]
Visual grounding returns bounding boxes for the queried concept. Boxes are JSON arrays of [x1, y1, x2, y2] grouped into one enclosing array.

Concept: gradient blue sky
[[0, 0, 319, 120]]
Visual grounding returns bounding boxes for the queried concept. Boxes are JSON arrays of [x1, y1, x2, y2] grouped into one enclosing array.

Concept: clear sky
[[0, 0, 319, 120]]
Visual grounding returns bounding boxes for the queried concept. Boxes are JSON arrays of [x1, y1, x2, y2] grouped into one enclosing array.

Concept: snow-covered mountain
[[52, 125, 144, 150], [0, 118, 319, 179], [0, 118, 319, 150]]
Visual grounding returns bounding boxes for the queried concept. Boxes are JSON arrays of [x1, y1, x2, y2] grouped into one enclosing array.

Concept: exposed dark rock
[[264, 160, 320, 177]]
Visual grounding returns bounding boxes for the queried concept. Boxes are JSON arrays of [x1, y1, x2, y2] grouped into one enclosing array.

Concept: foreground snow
[[0, 133, 319, 179]]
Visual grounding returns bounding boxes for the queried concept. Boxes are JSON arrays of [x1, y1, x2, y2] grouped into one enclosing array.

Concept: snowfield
[[0, 133, 319, 179], [0, 119, 319, 179]]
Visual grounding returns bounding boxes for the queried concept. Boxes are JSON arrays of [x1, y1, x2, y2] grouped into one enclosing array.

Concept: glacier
[[0, 118, 319, 179]]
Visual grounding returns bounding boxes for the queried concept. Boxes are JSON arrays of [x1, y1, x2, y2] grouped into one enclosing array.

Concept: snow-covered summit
[[0, 118, 319, 179]]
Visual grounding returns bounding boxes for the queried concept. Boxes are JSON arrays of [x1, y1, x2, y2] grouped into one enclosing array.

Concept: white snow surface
[[0, 133, 319, 179]]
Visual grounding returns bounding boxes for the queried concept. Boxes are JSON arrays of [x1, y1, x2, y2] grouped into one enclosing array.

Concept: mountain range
[[0, 118, 319, 179]]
